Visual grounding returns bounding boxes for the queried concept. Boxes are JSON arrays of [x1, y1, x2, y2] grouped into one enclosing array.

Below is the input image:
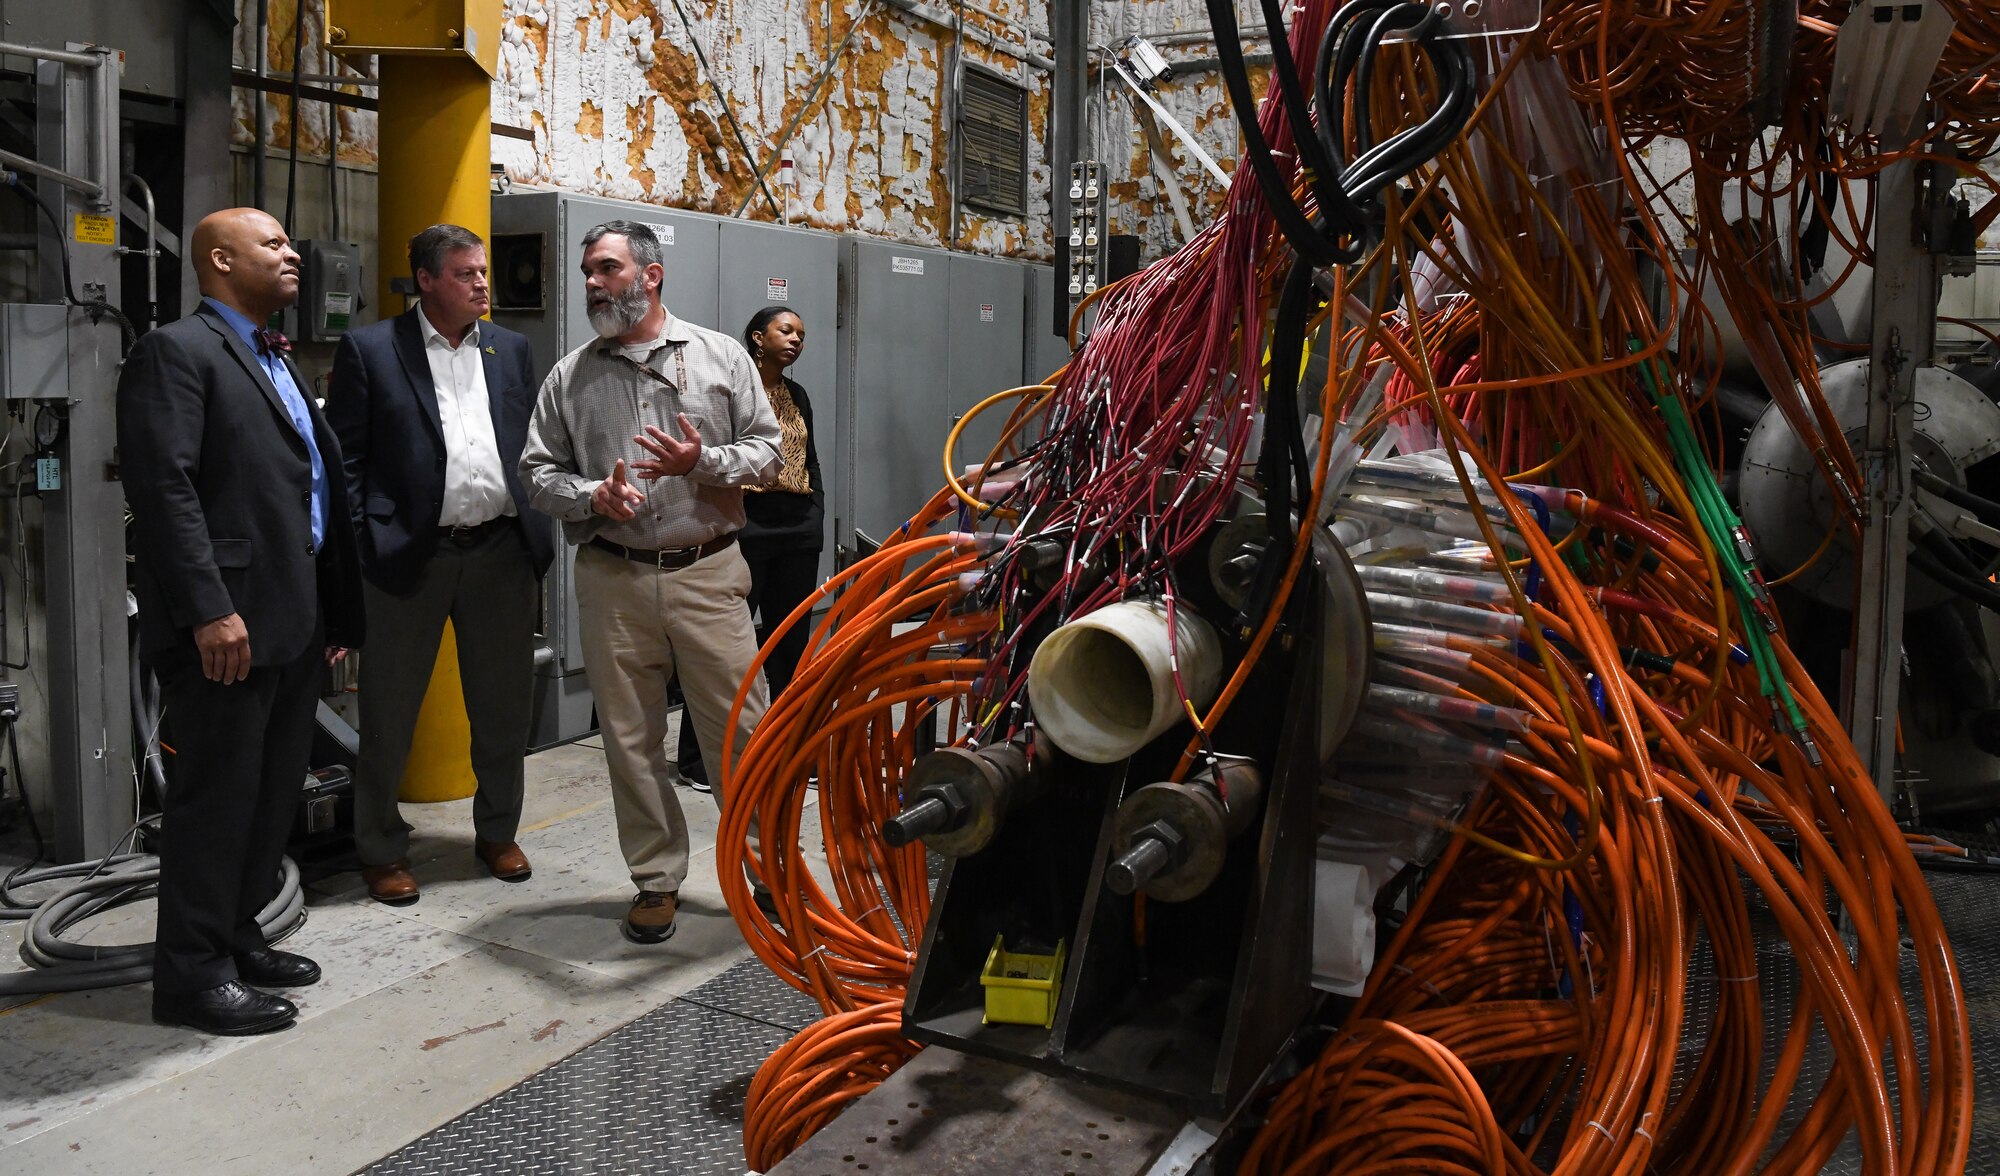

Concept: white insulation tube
[[1028, 599, 1223, 763]]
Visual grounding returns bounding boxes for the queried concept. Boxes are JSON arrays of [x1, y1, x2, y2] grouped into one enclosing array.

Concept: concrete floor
[[0, 724, 774, 1174]]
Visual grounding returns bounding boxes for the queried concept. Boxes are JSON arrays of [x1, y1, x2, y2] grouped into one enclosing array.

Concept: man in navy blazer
[[120, 207, 365, 1035], [325, 224, 551, 905]]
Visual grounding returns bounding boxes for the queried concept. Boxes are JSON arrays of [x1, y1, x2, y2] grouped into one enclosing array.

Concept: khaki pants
[[574, 540, 769, 893]]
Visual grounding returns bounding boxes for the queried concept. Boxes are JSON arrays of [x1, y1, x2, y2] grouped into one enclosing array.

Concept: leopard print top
[[752, 378, 812, 495]]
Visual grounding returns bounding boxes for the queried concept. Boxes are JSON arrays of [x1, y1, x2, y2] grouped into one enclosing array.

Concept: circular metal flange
[[1206, 513, 1373, 760], [1111, 764, 1266, 902], [898, 742, 1036, 857], [1740, 358, 2000, 610]]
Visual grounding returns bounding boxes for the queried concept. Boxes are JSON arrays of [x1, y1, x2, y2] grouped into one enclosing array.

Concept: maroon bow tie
[[253, 327, 292, 357]]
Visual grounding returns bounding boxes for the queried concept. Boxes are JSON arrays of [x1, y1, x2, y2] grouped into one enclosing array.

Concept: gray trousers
[[353, 522, 539, 866]]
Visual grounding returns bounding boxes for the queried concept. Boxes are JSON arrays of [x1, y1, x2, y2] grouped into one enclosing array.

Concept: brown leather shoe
[[474, 838, 532, 882], [622, 891, 678, 944], [361, 860, 419, 905]]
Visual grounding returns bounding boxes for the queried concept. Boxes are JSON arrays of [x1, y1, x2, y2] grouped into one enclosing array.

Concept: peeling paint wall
[[234, 0, 1062, 258], [1085, 0, 1246, 260]]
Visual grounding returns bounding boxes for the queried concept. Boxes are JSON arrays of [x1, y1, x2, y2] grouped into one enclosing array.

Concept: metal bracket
[[1105, 59, 1229, 189]]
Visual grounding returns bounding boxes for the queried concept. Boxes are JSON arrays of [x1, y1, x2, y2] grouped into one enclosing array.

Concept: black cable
[[1207, 0, 1474, 265], [1917, 523, 1991, 582], [1239, 259, 1324, 630], [1, 720, 47, 904], [1912, 534, 2000, 613], [1204, 0, 1352, 265], [1915, 467, 2000, 529], [284, 0, 305, 236], [1327, 5, 1473, 203], [10, 176, 78, 305], [1257, 0, 1364, 233]]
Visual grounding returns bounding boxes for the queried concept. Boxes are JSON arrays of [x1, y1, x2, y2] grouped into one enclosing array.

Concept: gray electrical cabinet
[[946, 254, 1027, 484], [839, 240, 953, 552], [571, 195, 721, 342], [719, 220, 841, 584], [492, 191, 725, 364]]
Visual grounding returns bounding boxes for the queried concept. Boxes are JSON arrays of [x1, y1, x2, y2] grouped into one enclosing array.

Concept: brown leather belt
[[589, 531, 735, 571]]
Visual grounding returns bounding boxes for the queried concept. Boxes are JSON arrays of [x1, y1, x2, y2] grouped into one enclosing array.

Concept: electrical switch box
[[286, 239, 363, 343]]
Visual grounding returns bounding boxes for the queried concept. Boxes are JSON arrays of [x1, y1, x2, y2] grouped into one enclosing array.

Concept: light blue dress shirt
[[203, 297, 328, 550]]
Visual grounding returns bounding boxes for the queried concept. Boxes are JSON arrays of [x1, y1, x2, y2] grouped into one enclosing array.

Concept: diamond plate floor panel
[[677, 958, 824, 1034], [365, 958, 806, 1176]]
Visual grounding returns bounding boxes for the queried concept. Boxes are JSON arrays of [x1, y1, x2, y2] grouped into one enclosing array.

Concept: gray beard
[[587, 282, 651, 338]]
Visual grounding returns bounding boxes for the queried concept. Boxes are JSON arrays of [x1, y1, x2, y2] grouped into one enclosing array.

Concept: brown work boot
[[622, 891, 678, 944], [361, 860, 419, 906], [474, 838, 533, 882]]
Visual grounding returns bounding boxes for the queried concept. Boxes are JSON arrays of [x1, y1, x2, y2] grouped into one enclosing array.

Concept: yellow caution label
[[72, 213, 115, 245]]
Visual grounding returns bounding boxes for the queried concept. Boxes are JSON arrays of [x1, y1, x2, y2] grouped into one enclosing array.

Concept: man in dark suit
[[119, 207, 364, 1036], [325, 224, 551, 904]]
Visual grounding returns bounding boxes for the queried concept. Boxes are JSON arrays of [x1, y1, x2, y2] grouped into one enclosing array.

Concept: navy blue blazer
[[119, 303, 365, 667], [324, 308, 554, 596]]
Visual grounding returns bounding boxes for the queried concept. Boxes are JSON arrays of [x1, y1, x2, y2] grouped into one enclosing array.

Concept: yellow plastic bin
[[979, 934, 1067, 1028]]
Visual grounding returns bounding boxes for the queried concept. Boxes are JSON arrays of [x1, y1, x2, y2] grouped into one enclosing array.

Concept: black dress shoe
[[235, 947, 322, 988], [152, 980, 297, 1036]]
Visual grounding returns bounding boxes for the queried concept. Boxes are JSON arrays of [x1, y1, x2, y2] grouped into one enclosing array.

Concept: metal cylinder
[[1107, 762, 1265, 902], [1027, 599, 1223, 763], [883, 741, 1041, 856], [881, 797, 952, 848], [1105, 832, 1175, 896]]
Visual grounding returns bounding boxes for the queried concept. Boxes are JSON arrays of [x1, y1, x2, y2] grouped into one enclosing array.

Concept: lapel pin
[[484, 345, 497, 355]]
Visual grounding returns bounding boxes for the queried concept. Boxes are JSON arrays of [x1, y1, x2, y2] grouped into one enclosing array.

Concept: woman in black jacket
[[679, 308, 823, 791]]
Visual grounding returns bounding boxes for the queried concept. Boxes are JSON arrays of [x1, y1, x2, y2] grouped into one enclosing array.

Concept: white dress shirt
[[421, 309, 516, 527]]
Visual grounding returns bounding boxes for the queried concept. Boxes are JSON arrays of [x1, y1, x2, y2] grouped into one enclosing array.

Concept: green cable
[[1631, 340, 1814, 742]]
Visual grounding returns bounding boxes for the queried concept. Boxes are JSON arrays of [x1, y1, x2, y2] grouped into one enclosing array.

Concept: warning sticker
[[72, 213, 114, 245], [323, 291, 355, 332], [979, 303, 995, 322], [767, 277, 789, 302], [891, 256, 924, 275]]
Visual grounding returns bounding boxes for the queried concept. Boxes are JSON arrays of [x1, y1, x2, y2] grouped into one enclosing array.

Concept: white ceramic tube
[[1028, 599, 1223, 763]]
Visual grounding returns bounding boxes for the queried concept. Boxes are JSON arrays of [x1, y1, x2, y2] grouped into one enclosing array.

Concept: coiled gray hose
[[0, 854, 305, 995]]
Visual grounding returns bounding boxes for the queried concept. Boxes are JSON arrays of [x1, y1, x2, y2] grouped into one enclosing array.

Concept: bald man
[[119, 208, 364, 1036]]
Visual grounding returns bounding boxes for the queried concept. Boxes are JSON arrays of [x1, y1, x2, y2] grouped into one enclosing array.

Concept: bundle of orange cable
[[717, 1, 1994, 1171]]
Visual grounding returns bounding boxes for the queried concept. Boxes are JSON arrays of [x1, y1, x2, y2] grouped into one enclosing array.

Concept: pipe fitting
[[1107, 762, 1265, 902], [1027, 599, 1222, 763], [882, 741, 1042, 857]]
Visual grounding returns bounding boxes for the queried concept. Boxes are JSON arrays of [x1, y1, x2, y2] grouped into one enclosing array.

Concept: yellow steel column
[[376, 54, 489, 804], [373, 54, 492, 315], [329, 3, 501, 804]]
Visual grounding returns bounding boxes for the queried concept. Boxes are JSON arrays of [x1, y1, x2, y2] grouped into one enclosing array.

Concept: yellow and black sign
[[71, 213, 115, 246]]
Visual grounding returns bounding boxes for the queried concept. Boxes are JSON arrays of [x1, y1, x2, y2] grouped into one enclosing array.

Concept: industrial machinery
[[0, 39, 135, 866], [727, 0, 1999, 1173]]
